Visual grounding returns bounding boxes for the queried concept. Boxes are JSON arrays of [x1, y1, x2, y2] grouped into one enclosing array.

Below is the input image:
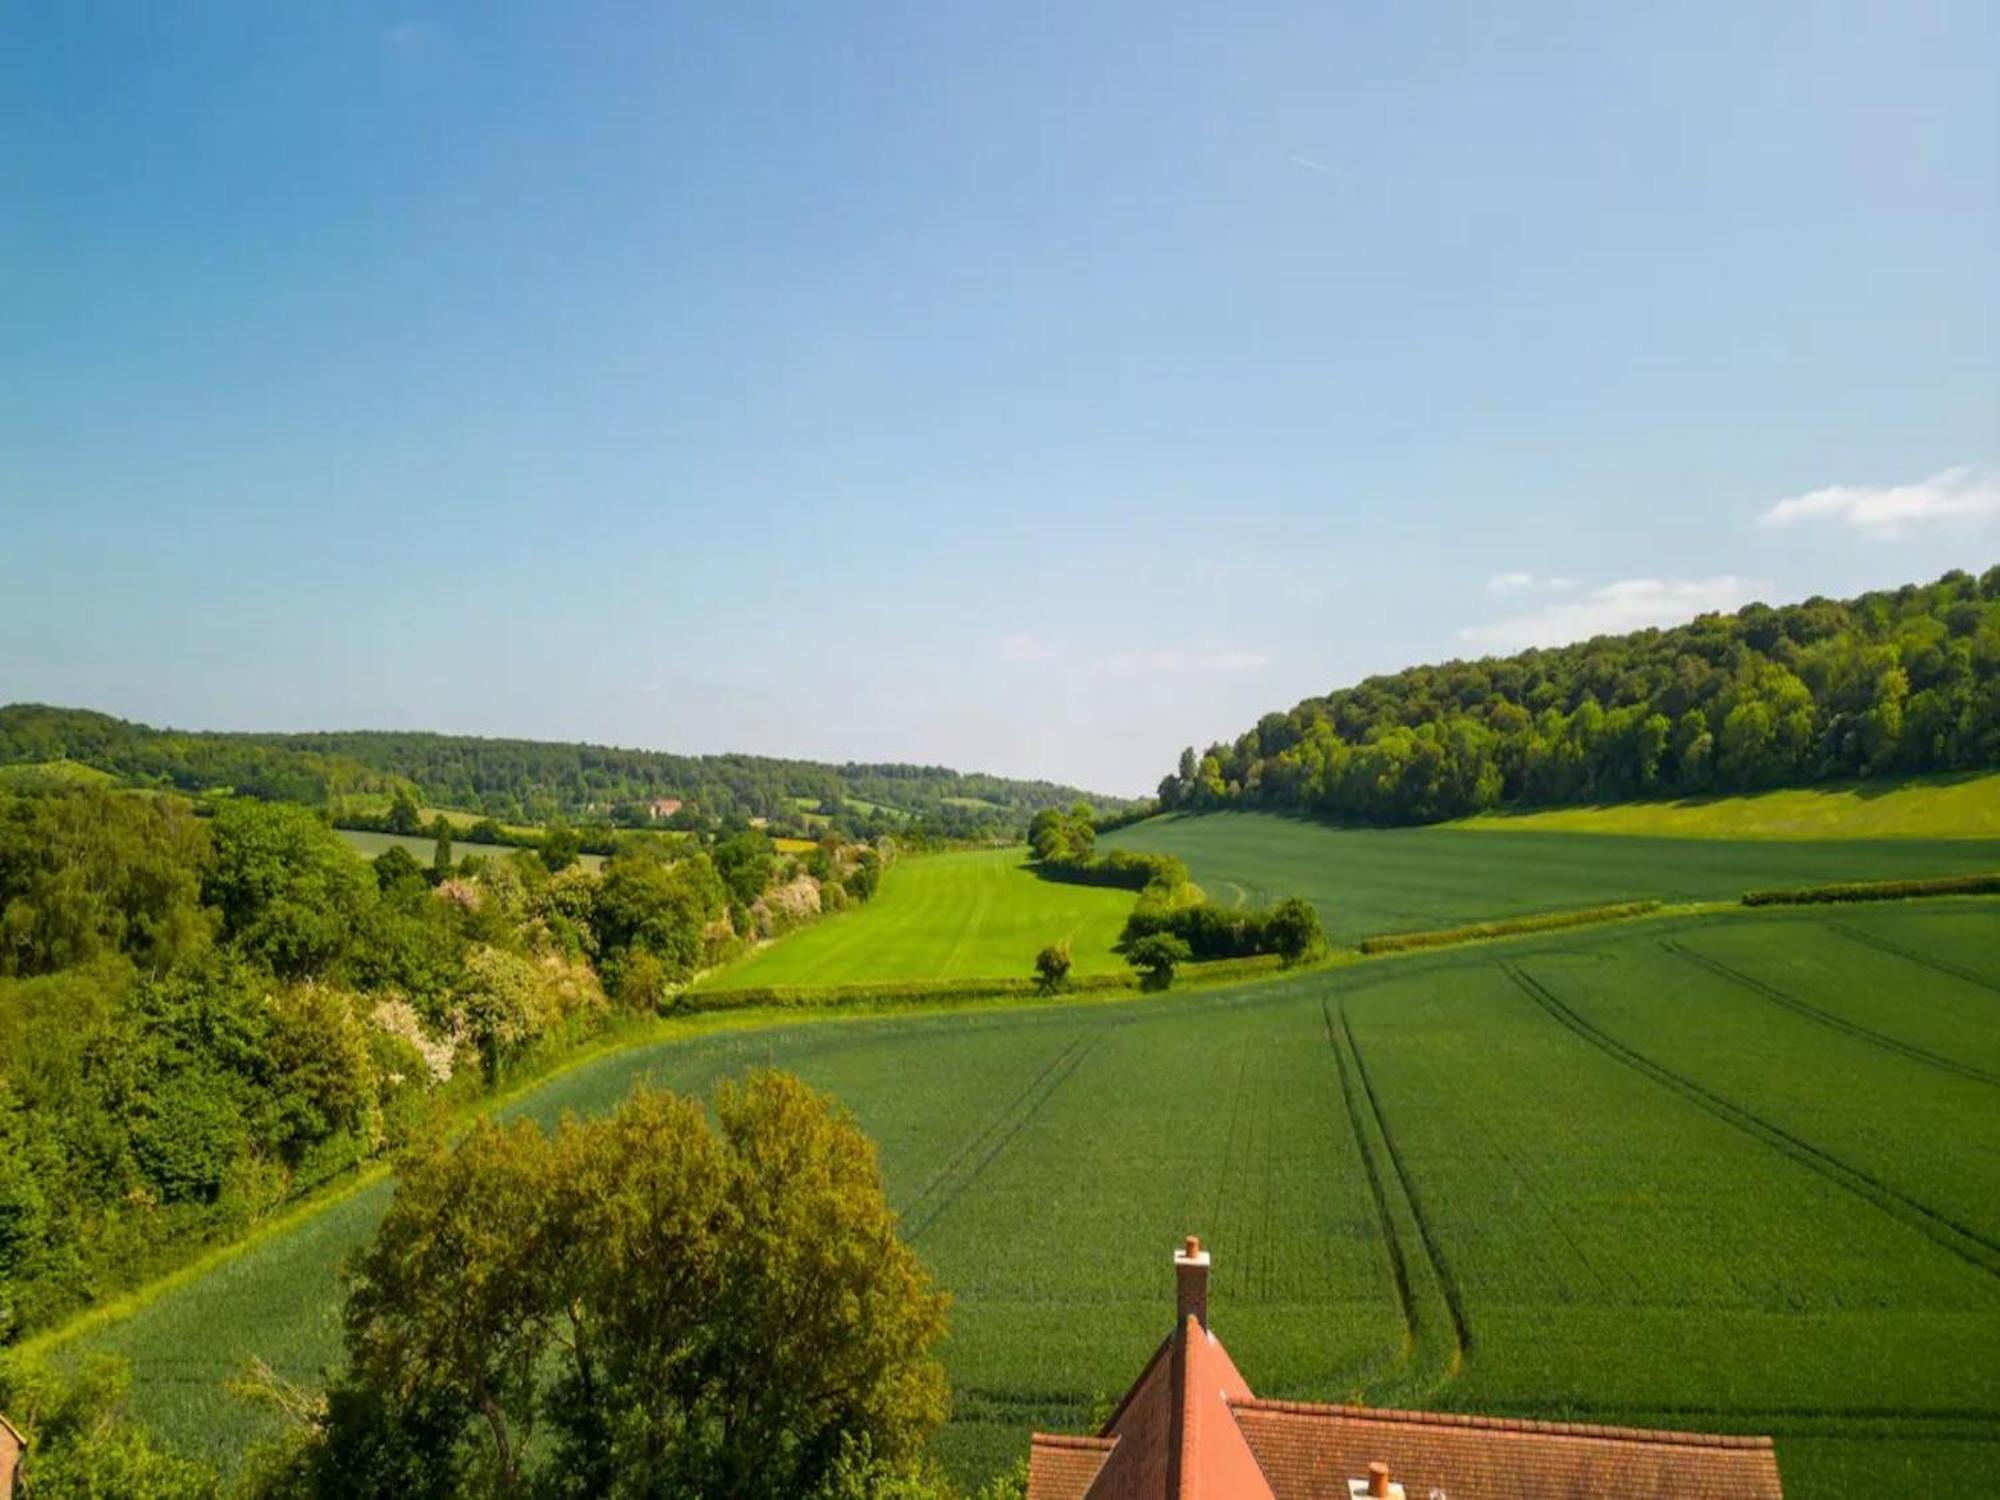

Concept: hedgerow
[[1742, 872, 2000, 906], [1358, 900, 1662, 954]]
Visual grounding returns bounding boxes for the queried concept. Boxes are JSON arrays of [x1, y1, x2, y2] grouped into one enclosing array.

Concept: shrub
[[1033, 941, 1073, 994], [1126, 932, 1190, 989]]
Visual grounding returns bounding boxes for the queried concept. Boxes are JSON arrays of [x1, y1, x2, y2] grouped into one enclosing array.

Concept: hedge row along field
[[1358, 900, 1662, 954], [56, 897, 2000, 1498], [1103, 810, 2000, 942], [1742, 871, 2000, 906]]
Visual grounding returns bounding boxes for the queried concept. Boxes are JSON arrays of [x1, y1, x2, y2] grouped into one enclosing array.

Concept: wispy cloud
[[1486, 571, 1578, 595], [1759, 465, 2000, 536], [1461, 576, 1763, 653], [1287, 154, 1347, 179]]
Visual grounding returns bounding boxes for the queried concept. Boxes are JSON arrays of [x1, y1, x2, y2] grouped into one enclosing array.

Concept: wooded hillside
[[0, 706, 1126, 831], [1162, 568, 2000, 825]]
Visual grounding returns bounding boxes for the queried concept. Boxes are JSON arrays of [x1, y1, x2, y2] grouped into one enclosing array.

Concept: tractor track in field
[[1502, 961, 2000, 1281], [1325, 998, 1472, 1373], [1661, 939, 2000, 1087], [1823, 919, 2000, 996], [1324, 1002, 1422, 1359], [900, 1032, 1100, 1243]]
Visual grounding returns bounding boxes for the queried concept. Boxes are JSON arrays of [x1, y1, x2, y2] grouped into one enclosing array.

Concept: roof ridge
[[1226, 1398, 1777, 1450], [1029, 1432, 1118, 1452]]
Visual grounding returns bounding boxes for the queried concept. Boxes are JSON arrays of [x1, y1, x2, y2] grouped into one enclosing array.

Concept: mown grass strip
[[1359, 901, 1662, 955], [681, 951, 1297, 1012], [1742, 872, 2000, 906]]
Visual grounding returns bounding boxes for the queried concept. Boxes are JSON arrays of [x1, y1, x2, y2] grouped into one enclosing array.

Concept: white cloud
[[1486, 571, 1578, 595], [1460, 576, 1763, 653], [1759, 465, 2000, 536]]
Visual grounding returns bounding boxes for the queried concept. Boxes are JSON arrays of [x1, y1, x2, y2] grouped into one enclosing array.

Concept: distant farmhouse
[[644, 796, 683, 819], [1026, 1238, 1784, 1500]]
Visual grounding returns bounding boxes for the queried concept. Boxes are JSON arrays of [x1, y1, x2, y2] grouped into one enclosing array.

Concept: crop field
[[1102, 810, 2000, 943], [58, 897, 2000, 1496], [695, 846, 1136, 989], [333, 827, 606, 871], [1446, 770, 2000, 840]]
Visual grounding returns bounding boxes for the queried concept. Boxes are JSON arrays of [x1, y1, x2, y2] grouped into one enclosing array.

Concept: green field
[[333, 827, 605, 871], [54, 897, 2000, 1497], [1448, 770, 2000, 840], [696, 846, 1135, 989], [1103, 811, 2000, 943]]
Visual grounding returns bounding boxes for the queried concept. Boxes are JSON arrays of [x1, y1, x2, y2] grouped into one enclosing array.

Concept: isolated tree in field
[[1126, 932, 1189, 989], [310, 1072, 949, 1499], [429, 818, 453, 880], [1033, 940, 1072, 993], [1264, 897, 1324, 964]]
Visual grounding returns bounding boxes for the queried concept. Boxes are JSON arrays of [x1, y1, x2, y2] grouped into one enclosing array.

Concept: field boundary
[[1741, 871, 2000, 906], [1358, 901, 1665, 955], [1661, 939, 2000, 1087], [1502, 961, 2000, 1280]]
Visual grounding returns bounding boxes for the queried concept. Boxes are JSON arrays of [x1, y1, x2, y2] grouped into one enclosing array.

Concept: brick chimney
[[1174, 1234, 1210, 1330]]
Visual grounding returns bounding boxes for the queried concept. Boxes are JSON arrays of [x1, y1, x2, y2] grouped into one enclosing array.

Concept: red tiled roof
[[1023, 1238, 1785, 1500], [1028, 1434, 1116, 1500], [1231, 1398, 1785, 1500]]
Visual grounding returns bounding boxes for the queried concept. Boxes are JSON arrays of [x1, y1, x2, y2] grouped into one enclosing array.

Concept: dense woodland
[[0, 783, 881, 1356], [1162, 569, 2000, 826], [0, 707, 1126, 840]]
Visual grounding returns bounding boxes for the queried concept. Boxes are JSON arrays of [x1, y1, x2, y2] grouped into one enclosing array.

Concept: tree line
[[1159, 568, 2000, 825], [0, 706, 1130, 838]]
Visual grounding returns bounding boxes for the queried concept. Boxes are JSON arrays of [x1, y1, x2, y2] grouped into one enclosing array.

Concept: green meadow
[[695, 845, 1136, 989], [1448, 770, 2000, 840], [1102, 810, 2000, 943], [56, 898, 2000, 1498]]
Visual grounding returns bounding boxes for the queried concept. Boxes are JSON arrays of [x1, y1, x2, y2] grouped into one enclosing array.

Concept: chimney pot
[[1368, 1461, 1390, 1498]]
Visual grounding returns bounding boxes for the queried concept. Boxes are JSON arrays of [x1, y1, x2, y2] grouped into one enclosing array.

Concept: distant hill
[[0, 705, 1131, 832], [1159, 567, 2000, 826]]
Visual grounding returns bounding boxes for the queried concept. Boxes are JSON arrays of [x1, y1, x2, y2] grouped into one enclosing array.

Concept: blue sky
[[2, 2, 1994, 794]]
